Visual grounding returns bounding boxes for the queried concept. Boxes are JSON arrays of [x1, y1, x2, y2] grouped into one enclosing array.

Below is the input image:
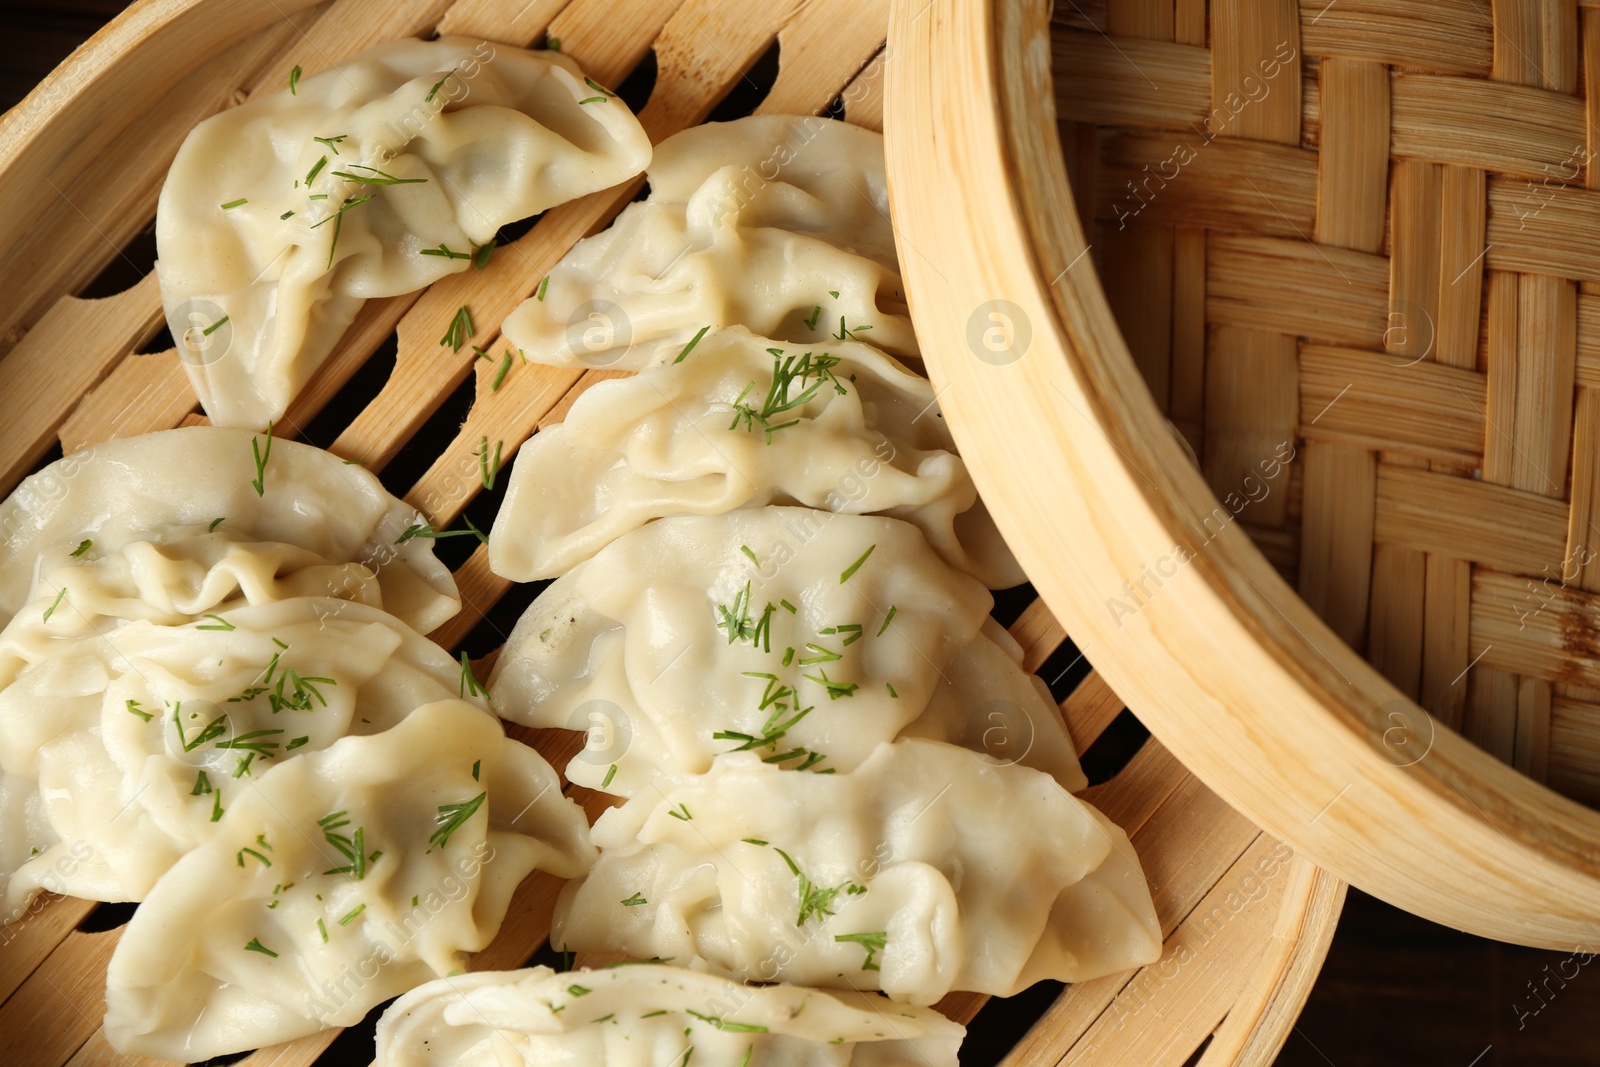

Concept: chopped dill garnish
[[250, 423, 273, 497], [729, 350, 848, 443], [311, 194, 374, 269], [440, 305, 474, 351], [211, 790, 224, 822], [237, 845, 272, 869], [420, 243, 471, 260], [244, 937, 279, 957], [473, 239, 496, 270], [803, 670, 858, 700], [320, 810, 373, 880], [221, 198, 248, 210], [476, 436, 503, 490], [209, 517, 225, 532], [773, 848, 858, 926], [216, 729, 283, 757], [579, 76, 617, 104], [172, 703, 228, 753], [459, 652, 487, 699], [835, 931, 887, 971], [426, 68, 459, 103], [281, 210, 295, 219], [568, 984, 592, 997], [804, 305, 823, 330], [339, 903, 366, 926], [286, 735, 309, 751], [42, 587, 66, 622], [492, 350, 513, 391], [834, 316, 873, 341], [886, 682, 897, 698], [798, 643, 841, 665], [305, 156, 328, 187], [395, 518, 486, 544], [428, 791, 487, 852], [536, 275, 550, 301], [620, 891, 648, 906], [601, 764, 618, 788], [877, 605, 897, 635], [740, 545, 760, 567], [203, 314, 229, 336], [839, 544, 875, 583], [781, 647, 795, 666], [288, 65, 302, 94], [197, 614, 236, 631], [313, 134, 346, 154], [191, 770, 212, 796], [472, 759, 481, 781], [742, 838, 768, 846], [70, 538, 92, 558], [716, 581, 756, 644], [317, 917, 329, 943], [667, 803, 692, 821], [687, 1010, 768, 1033], [780, 599, 797, 613], [674, 325, 711, 364], [125, 699, 153, 722], [332, 165, 426, 185]]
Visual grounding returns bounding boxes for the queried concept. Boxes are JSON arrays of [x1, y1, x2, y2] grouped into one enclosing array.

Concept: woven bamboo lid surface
[[0, 0, 1348, 1063], [884, 0, 1600, 950]]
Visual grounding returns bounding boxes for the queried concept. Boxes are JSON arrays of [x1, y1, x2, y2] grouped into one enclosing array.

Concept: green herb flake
[[313, 134, 346, 154], [886, 682, 897, 698], [305, 156, 328, 187], [667, 803, 692, 822], [804, 305, 822, 330], [190, 770, 213, 796], [236, 845, 272, 869], [250, 424, 273, 497], [739, 544, 760, 567], [835, 930, 887, 971], [338, 903, 366, 926], [420, 243, 471, 260], [471, 759, 481, 781], [211, 790, 225, 822], [567, 984, 592, 997], [221, 198, 248, 210], [492, 349, 513, 391], [536, 275, 550, 301], [317, 917, 329, 943], [244, 937, 279, 957], [429, 791, 488, 852], [439, 305, 474, 351], [476, 436, 503, 490], [286, 735, 309, 750], [203, 314, 230, 337], [687, 1010, 768, 1033], [126, 699, 154, 723], [601, 764, 618, 789], [459, 651, 487, 700], [473, 238, 496, 270], [674, 325, 711, 364], [209, 517, 225, 532], [426, 68, 459, 103], [395, 518, 486, 545], [288, 65, 302, 94], [621, 891, 648, 907], [197, 614, 236, 632], [839, 544, 875, 583], [42, 587, 66, 622], [742, 838, 768, 846], [877, 605, 897, 636], [331, 164, 425, 186]]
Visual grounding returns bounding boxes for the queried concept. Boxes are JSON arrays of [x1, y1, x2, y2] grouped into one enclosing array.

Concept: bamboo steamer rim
[[883, 0, 1600, 950], [0, 0, 1345, 1064]]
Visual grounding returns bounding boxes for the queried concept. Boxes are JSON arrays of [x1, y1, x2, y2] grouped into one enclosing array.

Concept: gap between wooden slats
[[1550, 695, 1600, 804], [1373, 463, 1569, 576], [1052, 31, 1210, 129], [1567, 388, 1600, 591], [1205, 232, 1388, 349], [1296, 0, 1492, 76], [1171, 226, 1205, 455], [1101, 223, 1174, 412]]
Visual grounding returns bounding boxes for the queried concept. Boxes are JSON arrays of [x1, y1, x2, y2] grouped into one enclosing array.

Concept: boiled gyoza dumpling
[[375, 964, 965, 1067], [0, 426, 459, 633], [489, 508, 1082, 799], [554, 739, 1160, 1006], [0, 595, 481, 915], [488, 326, 1022, 587], [501, 115, 913, 370], [157, 36, 652, 427], [105, 699, 596, 1061]]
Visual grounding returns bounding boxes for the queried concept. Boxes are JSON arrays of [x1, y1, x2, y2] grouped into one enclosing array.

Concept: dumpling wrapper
[[0, 426, 459, 633], [156, 36, 652, 427], [554, 739, 1160, 1006], [375, 964, 965, 1067], [502, 115, 913, 370], [489, 508, 1083, 798], [0, 595, 481, 915], [105, 699, 597, 1061], [487, 325, 1023, 587]]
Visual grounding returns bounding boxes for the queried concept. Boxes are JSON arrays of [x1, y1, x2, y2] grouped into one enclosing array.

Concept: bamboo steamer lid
[[885, 0, 1600, 949], [0, 0, 1347, 1063]]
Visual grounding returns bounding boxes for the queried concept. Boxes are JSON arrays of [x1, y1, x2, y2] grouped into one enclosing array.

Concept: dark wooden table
[[2, 3, 1597, 1065]]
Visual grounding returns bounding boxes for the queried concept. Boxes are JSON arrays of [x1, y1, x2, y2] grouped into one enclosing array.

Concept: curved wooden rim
[[884, 0, 1600, 949]]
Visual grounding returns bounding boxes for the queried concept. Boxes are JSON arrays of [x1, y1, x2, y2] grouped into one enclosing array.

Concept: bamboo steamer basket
[[883, 0, 1600, 950], [0, 0, 1346, 1064]]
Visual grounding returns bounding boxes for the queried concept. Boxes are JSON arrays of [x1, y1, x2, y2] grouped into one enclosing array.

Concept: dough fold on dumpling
[[375, 964, 965, 1067], [489, 508, 1082, 798], [156, 36, 652, 427], [501, 115, 913, 369], [0, 426, 459, 633], [553, 739, 1160, 1006], [0, 596, 481, 916], [104, 699, 597, 1061], [487, 325, 1023, 587]]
